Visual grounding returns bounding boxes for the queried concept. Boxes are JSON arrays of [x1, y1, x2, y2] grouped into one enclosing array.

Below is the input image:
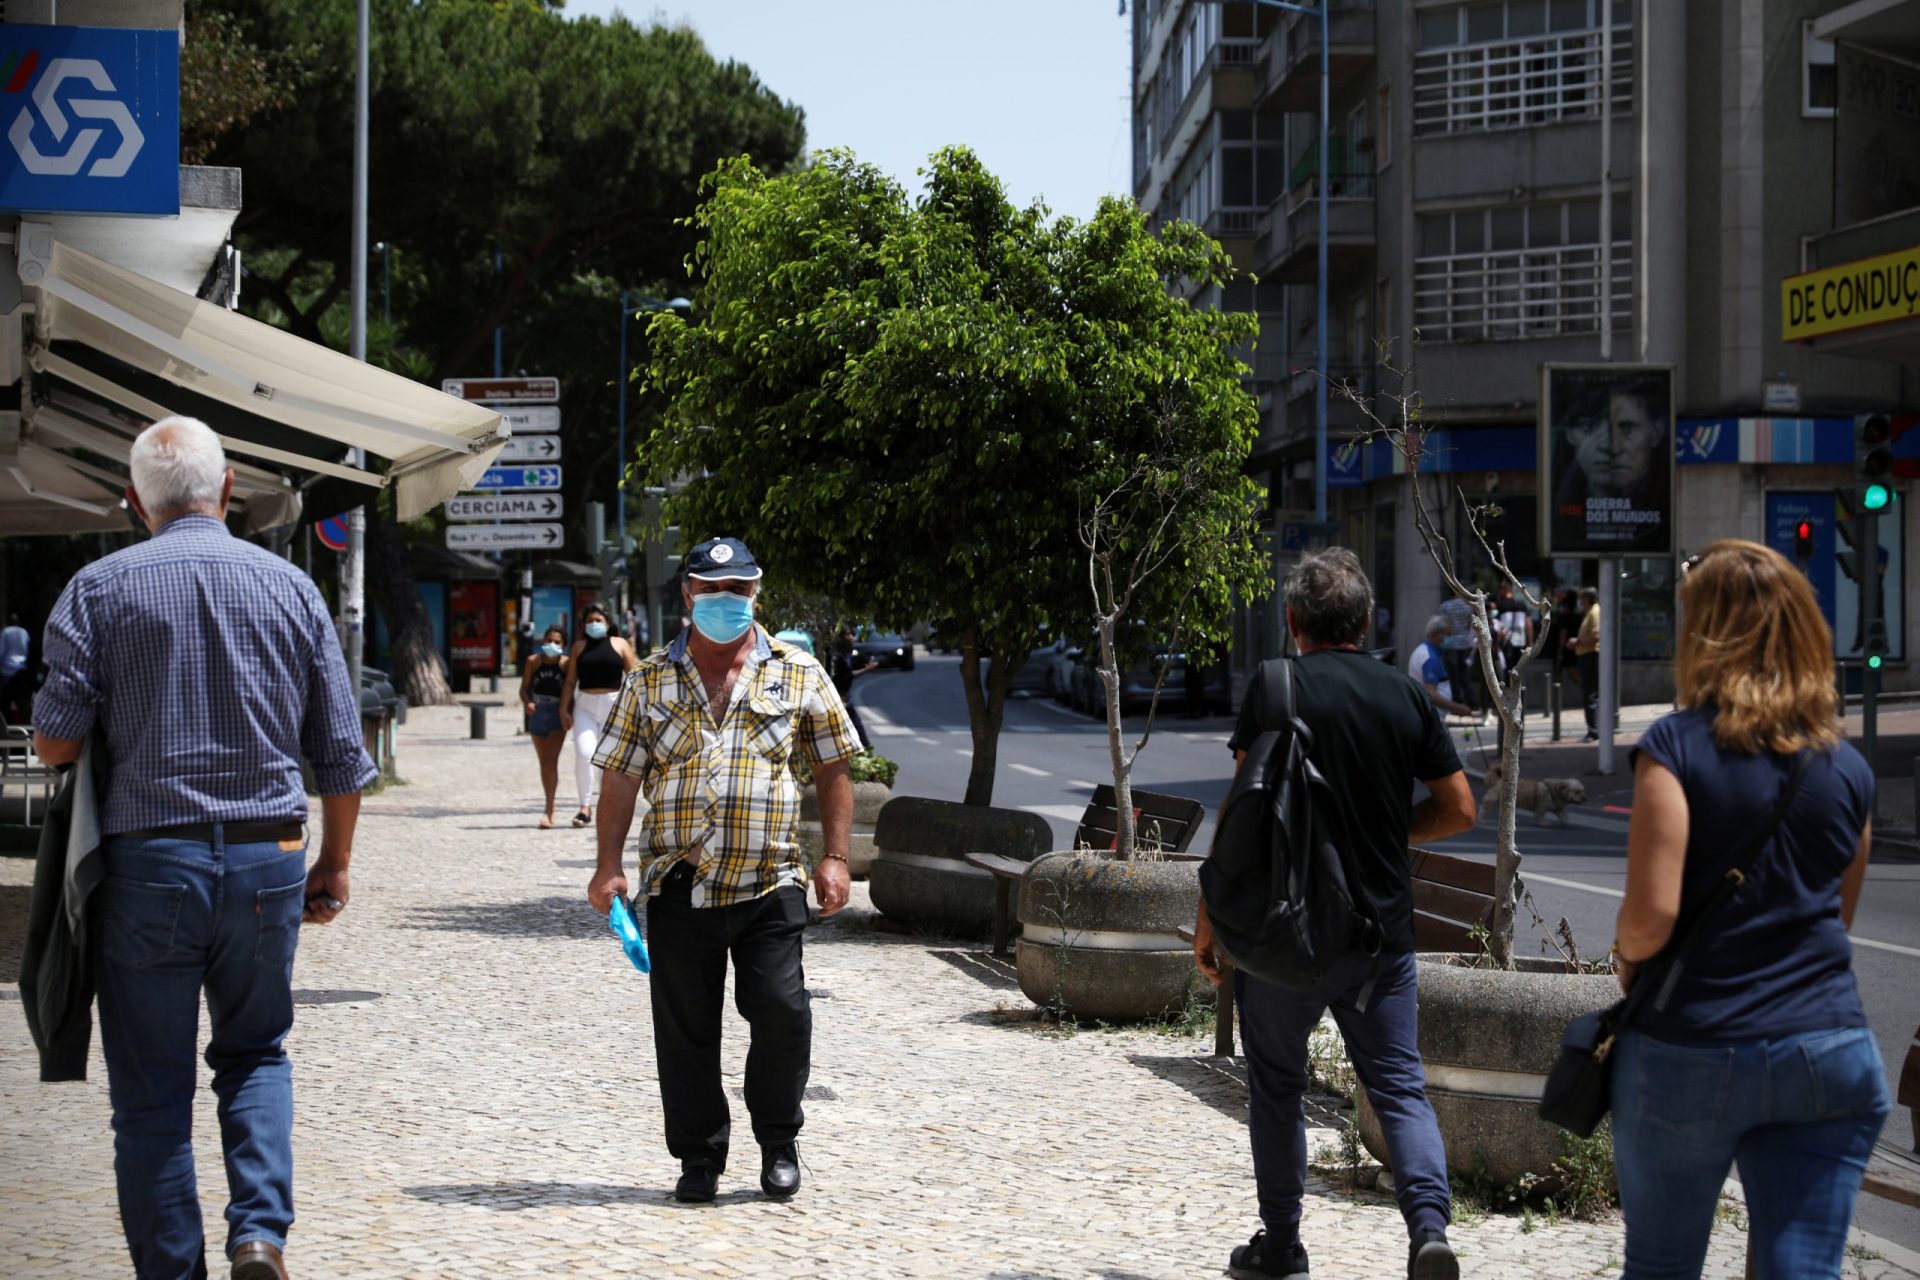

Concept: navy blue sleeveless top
[[1630, 706, 1872, 1042]]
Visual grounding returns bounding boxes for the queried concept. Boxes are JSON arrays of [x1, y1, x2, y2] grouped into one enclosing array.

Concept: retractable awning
[[0, 440, 133, 535], [16, 224, 506, 519]]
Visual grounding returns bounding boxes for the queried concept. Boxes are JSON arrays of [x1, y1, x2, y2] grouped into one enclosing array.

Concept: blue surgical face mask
[[691, 591, 754, 644], [539, 642, 564, 658], [584, 622, 609, 640]]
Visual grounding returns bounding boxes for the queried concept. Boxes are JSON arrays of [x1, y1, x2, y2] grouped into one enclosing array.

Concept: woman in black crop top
[[559, 603, 639, 827], [518, 625, 569, 828]]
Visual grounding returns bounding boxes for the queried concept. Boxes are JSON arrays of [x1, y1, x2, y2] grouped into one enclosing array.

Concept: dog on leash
[[1480, 760, 1586, 827]]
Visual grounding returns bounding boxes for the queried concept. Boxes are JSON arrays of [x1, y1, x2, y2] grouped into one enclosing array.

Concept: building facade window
[[1413, 0, 1631, 135], [1802, 20, 1837, 118], [1413, 194, 1631, 342]]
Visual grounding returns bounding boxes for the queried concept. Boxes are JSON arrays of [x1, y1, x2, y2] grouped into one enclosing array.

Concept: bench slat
[[1862, 1146, 1920, 1211], [1409, 848, 1499, 896], [1412, 912, 1481, 954], [963, 852, 1032, 880], [1412, 879, 1494, 930]]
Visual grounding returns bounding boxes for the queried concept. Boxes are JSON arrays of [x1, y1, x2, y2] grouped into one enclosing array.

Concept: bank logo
[[4, 50, 147, 178], [1684, 421, 1723, 461]]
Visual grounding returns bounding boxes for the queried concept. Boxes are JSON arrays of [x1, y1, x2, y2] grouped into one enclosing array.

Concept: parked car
[[850, 626, 915, 671], [1071, 644, 1227, 717], [1009, 635, 1073, 698], [1040, 637, 1086, 702]]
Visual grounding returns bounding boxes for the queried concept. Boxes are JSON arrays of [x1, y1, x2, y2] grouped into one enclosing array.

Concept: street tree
[[643, 146, 1262, 805], [193, 0, 804, 703]]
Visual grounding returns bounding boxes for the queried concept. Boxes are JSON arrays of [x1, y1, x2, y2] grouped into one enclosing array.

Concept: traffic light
[[1856, 414, 1894, 512], [1865, 618, 1888, 671], [1794, 519, 1814, 561], [1833, 489, 1862, 582]]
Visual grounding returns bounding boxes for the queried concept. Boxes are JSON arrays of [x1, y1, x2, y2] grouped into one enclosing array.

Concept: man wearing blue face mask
[[588, 536, 862, 1205]]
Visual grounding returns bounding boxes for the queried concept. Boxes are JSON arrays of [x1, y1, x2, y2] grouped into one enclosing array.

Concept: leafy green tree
[[643, 147, 1265, 805], [193, 0, 804, 702]]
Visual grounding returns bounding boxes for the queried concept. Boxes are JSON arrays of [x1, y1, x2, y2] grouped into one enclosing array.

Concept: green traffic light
[[1863, 483, 1892, 511], [1867, 654, 1884, 670]]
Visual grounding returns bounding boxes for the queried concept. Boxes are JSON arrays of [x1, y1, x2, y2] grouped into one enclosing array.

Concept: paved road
[[856, 652, 1920, 1256]]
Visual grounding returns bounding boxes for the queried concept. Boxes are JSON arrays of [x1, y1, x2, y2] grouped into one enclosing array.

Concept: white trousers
[[572, 690, 617, 810]]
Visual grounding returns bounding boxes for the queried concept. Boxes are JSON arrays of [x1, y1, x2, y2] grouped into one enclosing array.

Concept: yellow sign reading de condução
[[1782, 244, 1920, 342]]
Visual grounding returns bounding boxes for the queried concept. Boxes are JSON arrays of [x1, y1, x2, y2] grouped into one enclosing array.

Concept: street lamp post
[[614, 292, 692, 539]]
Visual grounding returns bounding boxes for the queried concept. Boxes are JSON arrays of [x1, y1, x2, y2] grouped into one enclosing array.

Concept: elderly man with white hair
[[33, 417, 375, 1280]]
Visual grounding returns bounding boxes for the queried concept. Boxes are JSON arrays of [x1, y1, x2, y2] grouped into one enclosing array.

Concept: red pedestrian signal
[[1794, 520, 1814, 561]]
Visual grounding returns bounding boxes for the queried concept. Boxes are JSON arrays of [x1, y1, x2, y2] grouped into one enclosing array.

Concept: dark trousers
[[646, 865, 812, 1169], [1442, 648, 1476, 712], [1578, 652, 1600, 733], [1237, 951, 1451, 1247]]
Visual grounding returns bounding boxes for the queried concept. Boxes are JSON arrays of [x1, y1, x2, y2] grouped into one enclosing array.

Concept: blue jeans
[[1237, 950, 1451, 1246], [1612, 1026, 1889, 1280], [94, 831, 308, 1279]]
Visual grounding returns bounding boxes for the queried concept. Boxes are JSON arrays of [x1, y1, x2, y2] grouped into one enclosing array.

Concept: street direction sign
[[499, 435, 563, 464], [447, 523, 564, 551], [440, 376, 560, 404], [445, 493, 563, 522], [496, 405, 561, 435], [473, 464, 561, 491]]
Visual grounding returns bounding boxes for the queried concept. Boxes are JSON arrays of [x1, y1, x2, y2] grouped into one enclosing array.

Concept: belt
[[120, 821, 306, 845]]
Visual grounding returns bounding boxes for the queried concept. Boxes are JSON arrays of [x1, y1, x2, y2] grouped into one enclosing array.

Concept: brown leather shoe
[[231, 1241, 288, 1280]]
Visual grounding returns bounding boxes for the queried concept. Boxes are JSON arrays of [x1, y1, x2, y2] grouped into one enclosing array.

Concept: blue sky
[[565, 1, 1134, 223]]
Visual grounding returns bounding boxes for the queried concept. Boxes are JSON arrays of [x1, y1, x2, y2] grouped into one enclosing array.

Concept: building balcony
[[1285, 359, 1378, 434], [1256, 1, 1376, 114], [1258, 168, 1376, 282]]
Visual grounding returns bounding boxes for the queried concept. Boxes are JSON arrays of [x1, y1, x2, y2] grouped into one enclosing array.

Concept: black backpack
[[1199, 658, 1382, 990]]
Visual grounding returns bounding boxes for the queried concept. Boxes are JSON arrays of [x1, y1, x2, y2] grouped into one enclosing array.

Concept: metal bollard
[[1550, 678, 1562, 743], [469, 704, 487, 740]]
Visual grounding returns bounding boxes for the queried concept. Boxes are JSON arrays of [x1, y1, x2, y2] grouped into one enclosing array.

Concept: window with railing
[[1413, 196, 1631, 342], [1282, 136, 1375, 209], [1414, 0, 1631, 135]]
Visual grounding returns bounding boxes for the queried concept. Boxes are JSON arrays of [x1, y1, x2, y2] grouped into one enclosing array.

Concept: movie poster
[[447, 580, 500, 675], [1540, 364, 1675, 557]]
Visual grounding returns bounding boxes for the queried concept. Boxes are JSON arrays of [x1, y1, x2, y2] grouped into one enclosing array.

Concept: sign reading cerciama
[[0, 25, 180, 215], [1782, 244, 1920, 342]]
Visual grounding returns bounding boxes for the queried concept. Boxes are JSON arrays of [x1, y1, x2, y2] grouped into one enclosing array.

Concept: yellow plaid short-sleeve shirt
[[592, 625, 862, 907]]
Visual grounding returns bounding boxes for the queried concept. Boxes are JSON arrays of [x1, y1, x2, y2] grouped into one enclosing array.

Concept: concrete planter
[[867, 796, 1053, 935], [1356, 954, 1618, 1188], [1015, 851, 1201, 1022], [798, 780, 892, 877]]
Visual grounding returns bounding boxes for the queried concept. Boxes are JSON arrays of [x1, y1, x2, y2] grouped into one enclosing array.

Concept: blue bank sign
[[0, 25, 179, 216]]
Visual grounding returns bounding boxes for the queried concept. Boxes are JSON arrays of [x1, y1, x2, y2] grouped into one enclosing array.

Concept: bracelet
[[821, 852, 849, 863]]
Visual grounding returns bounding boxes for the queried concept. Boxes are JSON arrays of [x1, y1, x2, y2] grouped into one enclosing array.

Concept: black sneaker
[[1229, 1229, 1309, 1279], [1408, 1230, 1458, 1280]]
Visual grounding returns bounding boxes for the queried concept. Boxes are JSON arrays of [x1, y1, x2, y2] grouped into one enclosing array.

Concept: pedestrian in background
[[1553, 587, 1583, 691], [1437, 593, 1482, 720], [588, 537, 862, 1206], [559, 603, 638, 828], [1, 612, 32, 724], [1196, 549, 1476, 1280], [1493, 586, 1533, 681], [832, 624, 878, 750], [519, 624, 570, 829], [1571, 587, 1601, 742], [1407, 616, 1471, 719], [31, 417, 375, 1280], [1611, 539, 1884, 1279]]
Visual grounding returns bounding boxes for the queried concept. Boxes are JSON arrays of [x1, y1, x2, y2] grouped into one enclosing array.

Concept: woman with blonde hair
[[1611, 539, 1886, 1279]]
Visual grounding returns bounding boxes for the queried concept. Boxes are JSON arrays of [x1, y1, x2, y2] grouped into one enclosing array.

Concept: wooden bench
[[964, 785, 1209, 959], [1861, 1025, 1920, 1209], [1186, 848, 1505, 1058]]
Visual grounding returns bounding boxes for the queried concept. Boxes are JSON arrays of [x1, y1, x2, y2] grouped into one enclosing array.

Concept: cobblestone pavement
[[4, 706, 1915, 1279]]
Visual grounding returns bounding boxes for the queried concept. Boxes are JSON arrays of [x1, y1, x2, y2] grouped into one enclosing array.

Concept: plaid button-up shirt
[[593, 625, 861, 908], [33, 514, 378, 835]]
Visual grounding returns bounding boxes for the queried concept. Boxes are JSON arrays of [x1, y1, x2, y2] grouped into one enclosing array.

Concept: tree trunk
[[957, 631, 1018, 807], [365, 509, 454, 706], [1097, 614, 1135, 860]]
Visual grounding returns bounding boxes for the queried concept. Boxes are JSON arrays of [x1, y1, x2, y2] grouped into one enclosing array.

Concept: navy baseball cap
[[684, 536, 762, 581]]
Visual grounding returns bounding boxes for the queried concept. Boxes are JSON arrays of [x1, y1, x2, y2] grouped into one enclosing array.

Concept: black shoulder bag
[[1537, 749, 1811, 1137]]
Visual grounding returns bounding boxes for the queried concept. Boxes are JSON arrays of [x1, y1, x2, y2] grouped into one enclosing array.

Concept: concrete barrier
[[798, 780, 892, 877], [1015, 852, 1202, 1022], [867, 796, 1052, 935], [1356, 954, 1618, 1188]]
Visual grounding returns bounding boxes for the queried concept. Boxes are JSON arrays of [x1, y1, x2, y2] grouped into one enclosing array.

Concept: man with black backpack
[[1194, 549, 1477, 1280]]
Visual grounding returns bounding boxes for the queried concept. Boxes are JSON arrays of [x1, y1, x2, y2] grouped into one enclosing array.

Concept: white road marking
[[1524, 872, 1920, 960], [1009, 763, 1050, 778], [1069, 780, 1103, 791], [914, 736, 940, 747]]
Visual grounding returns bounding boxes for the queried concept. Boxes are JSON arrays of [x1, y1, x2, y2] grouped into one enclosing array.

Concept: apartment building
[[1131, 0, 1920, 699]]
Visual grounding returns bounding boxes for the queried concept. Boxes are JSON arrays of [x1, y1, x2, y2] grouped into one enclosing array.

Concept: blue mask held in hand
[[539, 642, 564, 658], [584, 622, 609, 640], [691, 592, 754, 644]]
